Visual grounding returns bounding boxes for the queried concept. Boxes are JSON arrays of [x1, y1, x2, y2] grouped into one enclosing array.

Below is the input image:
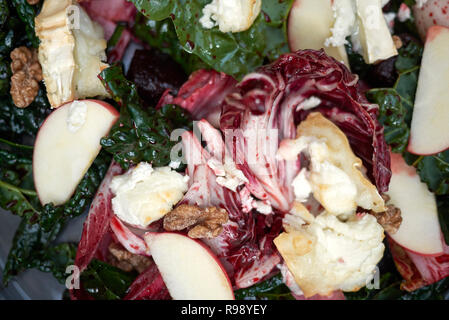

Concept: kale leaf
[[99, 65, 192, 170], [131, 0, 293, 79], [133, 13, 207, 74], [234, 274, 294, 300], [10, 0, 40, 48], [80, 259, 137, 300]]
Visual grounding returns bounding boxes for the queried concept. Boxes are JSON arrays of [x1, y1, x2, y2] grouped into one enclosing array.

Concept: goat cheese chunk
[[325, 0, 397, 64], [274, 213, 385, 297], [199, 0, 261, 33], [35, 0, 109, 108], [279, 112, 385, 217], [110, 163, 189, 228]]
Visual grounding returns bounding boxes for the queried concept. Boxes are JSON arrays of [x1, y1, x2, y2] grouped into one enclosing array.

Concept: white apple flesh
[[386, 153, 444, 256], [408, 26, 449, 155], [287, 0, 350, 67], [33, 99, 119, 206], [144, 232, 234, 300]]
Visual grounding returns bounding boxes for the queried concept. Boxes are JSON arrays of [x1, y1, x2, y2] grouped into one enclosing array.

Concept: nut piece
[[163, 204, 229, 239], [108, 242, 152, 273], [10, 47, 43, 108], [371, 194, 403, 234], [27, 0, 40, 4]]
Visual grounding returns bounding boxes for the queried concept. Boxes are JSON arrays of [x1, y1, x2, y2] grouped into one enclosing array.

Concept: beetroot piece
[[127, 49, 188, 107]]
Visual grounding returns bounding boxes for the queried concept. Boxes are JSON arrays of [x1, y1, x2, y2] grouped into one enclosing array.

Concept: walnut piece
[[163, 204, 229, 239], [27, 0, 40, 5], [371, 194, 403, 234], [10, 47, 43, 108], [108, 242, 152, 273]]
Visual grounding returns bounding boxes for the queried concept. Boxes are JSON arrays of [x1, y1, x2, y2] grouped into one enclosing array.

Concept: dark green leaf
[[10, 0, 40, 48], [99, 65, 192, 170], [133, 14, 207, 74], [80, 259, 137, 300], [234, 274, 294, 300], [415, 151, 449, 195], [131, 0, 293, 79], [2, 215, 65, 285]]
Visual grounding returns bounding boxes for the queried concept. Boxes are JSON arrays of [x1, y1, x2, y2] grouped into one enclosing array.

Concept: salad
[[0, 0, 449, 300]]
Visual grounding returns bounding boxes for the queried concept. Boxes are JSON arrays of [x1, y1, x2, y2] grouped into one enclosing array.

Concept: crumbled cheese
[[325, 0, 398, 64], [278, 112, 385, 217], [274, 213, 385, 297], [397, 4, 411, 22], [383, 12, 397, 33], [110, 163, 189, 228], [291, 168, 312, 202], [66, 100, 87, 133], [208, 157, 249, 192], [253, 200, 273, 215], [325, 0, 356, 47], [199, 0, 261, 33]]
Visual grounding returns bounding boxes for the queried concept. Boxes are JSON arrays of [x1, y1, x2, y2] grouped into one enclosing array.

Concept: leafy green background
[[131, 0, 293, 79]]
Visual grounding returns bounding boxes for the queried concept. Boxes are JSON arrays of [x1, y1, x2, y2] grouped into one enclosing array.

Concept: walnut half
[[371, 194, 403, 234], [108, 242, 152, 273], [163, 204, 229, 239], [10, 47, 43, 108]]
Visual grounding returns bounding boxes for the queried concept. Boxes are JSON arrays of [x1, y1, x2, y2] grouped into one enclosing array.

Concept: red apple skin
[[33, 99, 119, 205], [144, 231, 235, 299], [414, 0, 449, 41]]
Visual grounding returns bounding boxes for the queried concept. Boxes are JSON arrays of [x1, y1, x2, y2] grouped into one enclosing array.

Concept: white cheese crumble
[[397, 4, 411, 22], [110, 162, 189, 228], [274, 213, 385, 297], [208, 157, 249, 192], [66, 100, 87, 133], [325, 0, 356, 47], [291, 168, 312, 202], [199, 0, 261, 33], [325, 0, 398, 64]]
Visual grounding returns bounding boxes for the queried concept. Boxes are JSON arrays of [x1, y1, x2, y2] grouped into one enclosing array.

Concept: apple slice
[[287, 0, 350, 67], [144, 232, 234, 300], [33, 99, 119, 206], [386, 153, 444, 256], [408, 26, 449, 155]]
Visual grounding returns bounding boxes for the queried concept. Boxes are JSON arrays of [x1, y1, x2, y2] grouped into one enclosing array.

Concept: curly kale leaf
[[234, 274, 294, 300], [10, 0, 40, 48], [2, 215, 67, 285], [0, 85, 51, 142], [133, 13, 207, 74], [80, 259, 137, 300], [1, 146, 111, 284], [99, 65, 192, 170], [131, 0, 293, 79]]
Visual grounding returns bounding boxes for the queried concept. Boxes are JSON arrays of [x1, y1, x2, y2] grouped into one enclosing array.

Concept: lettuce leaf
[[99, 65, 192, 170], [131, 0, 293, 79]]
